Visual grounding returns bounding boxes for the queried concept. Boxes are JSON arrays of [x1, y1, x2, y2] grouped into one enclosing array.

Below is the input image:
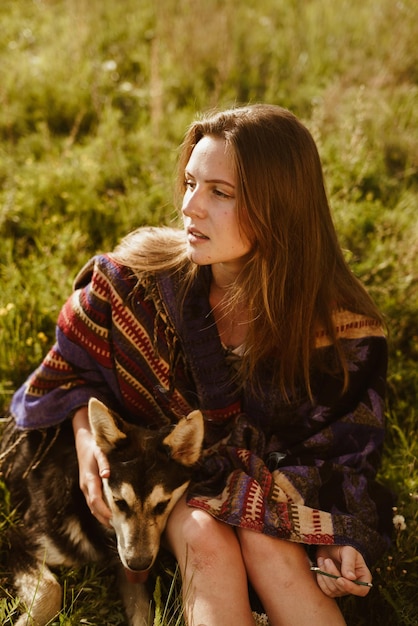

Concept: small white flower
[[102, 59, 117, 72], [393, 514, 406, 531], [252, 613, 270, 626], [119, 81, 133, 93]]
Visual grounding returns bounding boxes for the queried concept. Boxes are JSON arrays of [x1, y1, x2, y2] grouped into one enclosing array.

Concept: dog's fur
[[0, 398, 204, 626]]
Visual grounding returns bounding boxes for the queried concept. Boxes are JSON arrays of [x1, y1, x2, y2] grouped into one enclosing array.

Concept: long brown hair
[[115, 104, 383, 399]]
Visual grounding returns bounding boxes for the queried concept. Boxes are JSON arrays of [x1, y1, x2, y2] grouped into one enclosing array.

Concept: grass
[[0, 0, 417, 624]]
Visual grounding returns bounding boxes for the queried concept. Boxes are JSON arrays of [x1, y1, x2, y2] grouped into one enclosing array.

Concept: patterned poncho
[[10, 247, 392, 565]]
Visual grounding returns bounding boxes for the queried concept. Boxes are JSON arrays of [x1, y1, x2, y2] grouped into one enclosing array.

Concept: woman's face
[[182, 135, 251, 275]]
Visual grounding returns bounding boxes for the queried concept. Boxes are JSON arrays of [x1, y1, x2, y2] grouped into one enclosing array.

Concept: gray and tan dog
[[0, 398, 204, 626]]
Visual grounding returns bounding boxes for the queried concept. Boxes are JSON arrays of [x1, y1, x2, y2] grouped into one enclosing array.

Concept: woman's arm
[[278, 334, 392, 565], [72, 406, 112, 526], [11, 256, 124, 430]]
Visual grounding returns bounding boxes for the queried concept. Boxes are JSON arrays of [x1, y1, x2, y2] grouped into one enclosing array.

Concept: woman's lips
[[187, 227, 209, 242]]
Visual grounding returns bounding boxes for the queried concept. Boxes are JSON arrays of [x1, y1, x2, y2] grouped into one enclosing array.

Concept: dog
[[0, 397, 204, 626]]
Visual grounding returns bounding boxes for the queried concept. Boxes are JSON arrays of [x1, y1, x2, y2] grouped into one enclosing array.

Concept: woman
[[10, 104, 392, 625]]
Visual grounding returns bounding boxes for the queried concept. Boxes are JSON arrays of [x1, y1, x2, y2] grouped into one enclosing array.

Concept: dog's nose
[[125, 555, 154, 572]]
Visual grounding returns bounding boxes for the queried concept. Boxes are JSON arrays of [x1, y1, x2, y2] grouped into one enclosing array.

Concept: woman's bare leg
[[237, 528, 347, 626], [165, 498, 256, 626]]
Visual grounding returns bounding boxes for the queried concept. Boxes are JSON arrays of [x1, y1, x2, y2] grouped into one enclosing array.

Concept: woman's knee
[[166, 501, 237, 569], [237, 528, 309, 578]]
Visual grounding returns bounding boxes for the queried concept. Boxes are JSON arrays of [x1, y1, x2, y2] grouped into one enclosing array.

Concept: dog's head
[[88, 398, 204, 579]]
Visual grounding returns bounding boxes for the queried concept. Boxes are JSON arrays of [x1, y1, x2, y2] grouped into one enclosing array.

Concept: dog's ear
[[162, 410, 204, 466], [88, 398, 127, 454]]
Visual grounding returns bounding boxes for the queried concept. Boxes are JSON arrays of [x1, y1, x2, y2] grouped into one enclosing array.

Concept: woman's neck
[[210, 261, 244, 291]]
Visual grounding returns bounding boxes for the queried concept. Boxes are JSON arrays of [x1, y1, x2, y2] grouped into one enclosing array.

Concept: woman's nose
[[182, 189, 206, 218]]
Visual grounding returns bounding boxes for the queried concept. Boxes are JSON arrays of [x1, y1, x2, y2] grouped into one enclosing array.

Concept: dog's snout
[[125, 555, 154, 572]]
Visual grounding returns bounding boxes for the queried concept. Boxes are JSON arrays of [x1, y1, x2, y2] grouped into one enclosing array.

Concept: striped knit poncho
[[10, 242, 393, 565]]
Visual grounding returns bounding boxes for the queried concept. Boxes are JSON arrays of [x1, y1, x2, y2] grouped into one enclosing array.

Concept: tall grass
[[1, 0, 417, 624]]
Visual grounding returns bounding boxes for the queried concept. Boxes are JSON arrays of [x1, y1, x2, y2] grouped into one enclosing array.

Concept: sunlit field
[[1, 0, 417, 624]]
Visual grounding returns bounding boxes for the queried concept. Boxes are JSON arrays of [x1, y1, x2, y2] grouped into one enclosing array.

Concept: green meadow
[[0, 0, 417, 623]]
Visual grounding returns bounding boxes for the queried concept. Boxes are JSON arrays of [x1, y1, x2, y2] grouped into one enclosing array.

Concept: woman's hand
[[72, 406, 112, 526], [314, 545, 373, 598]]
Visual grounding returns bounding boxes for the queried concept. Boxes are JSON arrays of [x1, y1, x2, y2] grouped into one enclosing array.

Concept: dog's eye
[[153, 500, 169, 516], [114, 498, 130, 513]]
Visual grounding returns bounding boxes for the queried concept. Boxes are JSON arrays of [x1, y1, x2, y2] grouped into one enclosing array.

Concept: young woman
[[10, 104, 392, 625]]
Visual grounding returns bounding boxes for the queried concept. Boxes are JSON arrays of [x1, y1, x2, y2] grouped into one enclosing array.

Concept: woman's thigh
[[237, 529, 346, 626], [164, 499, 256, 625]]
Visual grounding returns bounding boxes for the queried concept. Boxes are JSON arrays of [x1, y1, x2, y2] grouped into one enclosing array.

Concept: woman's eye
[[214, 188, 231, 199], [184, 179, 195, 190]]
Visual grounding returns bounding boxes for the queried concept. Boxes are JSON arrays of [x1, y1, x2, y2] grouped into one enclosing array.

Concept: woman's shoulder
[[71, 252, 131, 291], [315, 308, 386, 348]]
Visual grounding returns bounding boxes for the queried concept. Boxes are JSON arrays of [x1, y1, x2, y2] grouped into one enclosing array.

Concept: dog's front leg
[[13, 564, 62, 626], [117, 568, 153, 626]]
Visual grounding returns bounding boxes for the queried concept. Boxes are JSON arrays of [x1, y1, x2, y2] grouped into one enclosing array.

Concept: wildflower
[[37, 332, 48, 343], [253, 614, 270, 626], [0, 303, 15, 316], [26, 337, 34, 347], [393, 514, 406, 531], [102, 59, 117, 72], [119, 81, 133, 93]]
